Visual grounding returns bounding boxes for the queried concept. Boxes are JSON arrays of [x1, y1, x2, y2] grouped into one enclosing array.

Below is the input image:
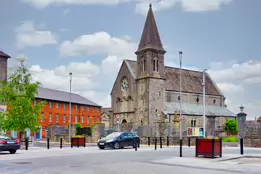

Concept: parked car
[[97, 132, 140, 149], [0, 135, 20, 154]]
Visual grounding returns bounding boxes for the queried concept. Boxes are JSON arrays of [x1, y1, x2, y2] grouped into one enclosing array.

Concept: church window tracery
[[196, 97, 199, 103], [213, 99, 216, 104]]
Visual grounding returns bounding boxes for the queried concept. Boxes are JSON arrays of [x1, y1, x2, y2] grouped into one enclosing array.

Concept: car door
[[119, 133, 128, 147], [126, 133, 134, 146]]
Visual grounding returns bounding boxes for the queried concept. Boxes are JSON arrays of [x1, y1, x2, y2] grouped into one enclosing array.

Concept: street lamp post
[[179, 51, 183, 157], [69, 72, 72, 142], [202, 69, 207, 138]]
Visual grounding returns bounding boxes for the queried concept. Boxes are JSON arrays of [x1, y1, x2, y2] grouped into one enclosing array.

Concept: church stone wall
[[111, 62, 137, 125], [136, 78, 149, 125], [148, 78, 165, 127], [166, 91, 225, 106]]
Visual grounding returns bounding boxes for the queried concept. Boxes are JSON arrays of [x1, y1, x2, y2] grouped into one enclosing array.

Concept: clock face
[[121, 76, 129, 91]]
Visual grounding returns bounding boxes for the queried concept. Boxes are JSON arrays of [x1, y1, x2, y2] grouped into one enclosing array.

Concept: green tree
[[0, 57, 46, 136], [224, 119, 238, 135]]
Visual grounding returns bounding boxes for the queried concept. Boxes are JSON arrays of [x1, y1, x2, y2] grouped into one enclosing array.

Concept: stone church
[[106, 4, 236, 137]]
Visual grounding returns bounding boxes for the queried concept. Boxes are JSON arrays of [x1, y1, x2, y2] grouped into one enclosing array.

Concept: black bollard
[[47, 138, 50, 149], [188, 137, 190, 147], [160, 137, 162, 149], [167, 136, 169, 147], [220, 138, 222, 157], [71, 138, 73, 148], [135, 140, 137, 151], [25, 138, 28, 150], [148, 137, 150, 146], [240, 138, 244, 155], [77, 138, 79, 148], [155, 137, 157, 150], [60, 138, 63, 149], [179, 138, 182, 157], [84, 137, 86, 147]]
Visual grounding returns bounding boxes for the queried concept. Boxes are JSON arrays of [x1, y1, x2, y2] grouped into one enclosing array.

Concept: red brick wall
[[6, 99, 102, 139], [39, 99, 102, 137]]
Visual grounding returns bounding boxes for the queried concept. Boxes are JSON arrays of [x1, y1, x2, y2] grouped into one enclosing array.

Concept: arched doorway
[[122, 119, 127, 124]]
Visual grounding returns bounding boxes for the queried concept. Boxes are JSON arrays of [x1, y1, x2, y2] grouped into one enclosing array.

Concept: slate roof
[[0, 51, 11, 58], [136, 4, 165, 53], [125, 60, 223, 96], [101, 107, 112, 115], [36, 87, 101, 107], [164, 102, 236, 117]]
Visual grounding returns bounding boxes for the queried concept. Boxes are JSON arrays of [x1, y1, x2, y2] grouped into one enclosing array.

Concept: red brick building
[[0, 50, 102, 140]]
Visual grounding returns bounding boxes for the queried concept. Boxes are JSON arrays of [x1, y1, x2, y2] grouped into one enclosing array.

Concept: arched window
[[152, 57, 159, 72], [143, 59, 146, 72]]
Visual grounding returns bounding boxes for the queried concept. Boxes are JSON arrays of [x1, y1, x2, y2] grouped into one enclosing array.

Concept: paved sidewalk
[[152, 154, 261, 173]]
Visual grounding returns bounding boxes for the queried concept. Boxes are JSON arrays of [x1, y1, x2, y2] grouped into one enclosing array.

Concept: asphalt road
[[1, 146, 261, 174]]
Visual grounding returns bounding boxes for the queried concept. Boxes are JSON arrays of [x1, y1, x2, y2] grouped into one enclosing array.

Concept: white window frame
[[56, 114, 59, 123], [41, 112, 44, 122], [63, 114, 66, 124], [49, 113, 52, 122], [56, 102, 59, 108]]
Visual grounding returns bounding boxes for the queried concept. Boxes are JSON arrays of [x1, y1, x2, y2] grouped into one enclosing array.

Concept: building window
[[49, 113, 52, 123], [98, 117, 101, 122], [56, 102, 59, 108], [49, 101, 52, 108], [81, 116, 84, 124], [153, 58, 159, 72], [93, 116, 95, 123], [98, 108, 100, 112], [33, 100, 36, 106], [41, 112, 44, 122], [88, 116, 90, 124], [88, 106, 90, 112], [191, 119, 196, 127], [75, 116, 78, 123], [75, 104, 78, 110], [64, 103, 66, 110], [63, 114, 66, 124], [213, 99, 216, 104], [56, 114, 59, 123], [178, 96, 180, 101], [82, 106, 84, 112], [196, 97, 199, 103]]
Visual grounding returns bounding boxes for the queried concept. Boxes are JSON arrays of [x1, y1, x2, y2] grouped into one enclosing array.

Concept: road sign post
[[116, 114, 120, 132]]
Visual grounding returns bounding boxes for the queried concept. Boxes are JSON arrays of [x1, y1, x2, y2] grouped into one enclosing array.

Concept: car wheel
[[9, 150, 16, 154], [99, 147, 105, 150], [113, 142, 120, 149]]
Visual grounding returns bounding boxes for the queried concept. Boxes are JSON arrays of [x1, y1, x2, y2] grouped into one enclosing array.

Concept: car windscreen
[[105, 132, 122, 139], [0, 135, 12, 140]]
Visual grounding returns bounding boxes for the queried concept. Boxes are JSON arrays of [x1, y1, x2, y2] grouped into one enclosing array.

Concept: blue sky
[[0, 0, 260, 119]]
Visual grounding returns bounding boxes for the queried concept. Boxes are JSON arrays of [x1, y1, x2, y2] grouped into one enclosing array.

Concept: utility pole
[[69, 72, 72, 142], [203, 69, 207, 138], [179, 51, 183, 157]]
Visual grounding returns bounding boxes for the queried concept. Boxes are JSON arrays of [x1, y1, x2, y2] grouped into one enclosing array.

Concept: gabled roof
[[0, 51, 11, 58], [124, 59, 223, 96], [36, 87, 101, 107], [135, 4, 165, 54]]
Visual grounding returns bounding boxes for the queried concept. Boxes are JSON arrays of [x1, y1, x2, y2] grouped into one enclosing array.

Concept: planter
[[71, 137, 86, 148], [195, 138, 222, 158]]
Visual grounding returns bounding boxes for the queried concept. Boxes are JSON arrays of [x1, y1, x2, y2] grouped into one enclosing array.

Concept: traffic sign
[[116, 114, 120, 121]]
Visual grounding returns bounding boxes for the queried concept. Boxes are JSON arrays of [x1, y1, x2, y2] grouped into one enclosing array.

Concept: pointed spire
[[135, 4, 165, 54]]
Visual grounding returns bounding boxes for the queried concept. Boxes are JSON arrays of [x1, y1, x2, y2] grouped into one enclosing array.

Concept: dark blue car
[[97, 132, 140, 149]]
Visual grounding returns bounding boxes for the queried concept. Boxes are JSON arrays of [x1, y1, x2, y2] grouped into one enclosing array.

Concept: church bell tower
[[135, 4, 166, 128]]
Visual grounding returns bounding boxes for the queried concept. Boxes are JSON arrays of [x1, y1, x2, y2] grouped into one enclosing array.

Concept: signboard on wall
[[187, 127, 204, 137]]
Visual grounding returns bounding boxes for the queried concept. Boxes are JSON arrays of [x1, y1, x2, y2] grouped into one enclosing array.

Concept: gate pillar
[[237, 106, 247, 144]]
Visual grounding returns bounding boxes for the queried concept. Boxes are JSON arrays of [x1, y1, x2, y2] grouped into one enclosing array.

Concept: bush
[[224, 119, 238, 135], [222, 136, 238, 142]]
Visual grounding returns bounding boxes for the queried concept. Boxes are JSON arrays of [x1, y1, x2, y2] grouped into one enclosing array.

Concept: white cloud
[[59, 31, 136, 58], [15, 21, 57, 49], [23, 0, 128, 8], [22, 0, 232, 14], [135, 0, 233, 15]]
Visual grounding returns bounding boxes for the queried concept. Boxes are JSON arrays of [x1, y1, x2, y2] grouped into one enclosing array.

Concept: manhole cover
[[15, 162, 32, 165]]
